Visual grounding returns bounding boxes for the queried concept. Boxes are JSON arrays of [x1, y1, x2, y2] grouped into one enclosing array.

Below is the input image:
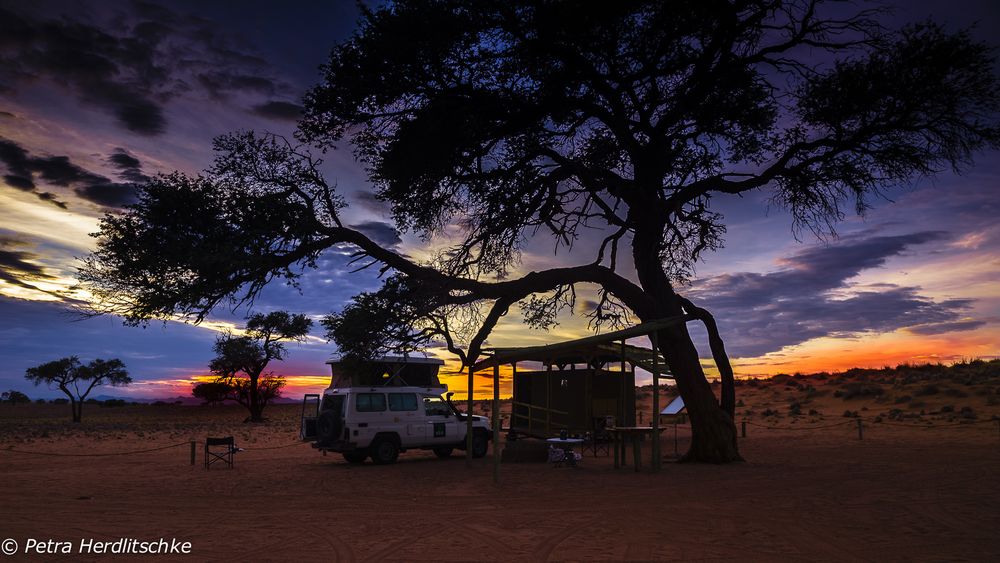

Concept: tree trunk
[[72, 400, 82, 423], [632, 223, 741, 463], [248, 374, 264, 422]]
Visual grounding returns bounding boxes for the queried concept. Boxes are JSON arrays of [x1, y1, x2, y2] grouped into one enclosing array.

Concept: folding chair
[[583, 416, 612, 457], [204, 436, 235, 469]]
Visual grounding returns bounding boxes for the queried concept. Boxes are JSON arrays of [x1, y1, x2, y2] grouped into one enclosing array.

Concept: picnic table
[[608, 426, 665, 472]]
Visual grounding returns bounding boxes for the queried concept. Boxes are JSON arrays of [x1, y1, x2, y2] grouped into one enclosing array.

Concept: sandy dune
[[2, 370, 999, 561]]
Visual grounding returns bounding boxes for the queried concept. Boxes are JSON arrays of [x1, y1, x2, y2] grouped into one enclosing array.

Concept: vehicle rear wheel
[[342, 450, 367, 464], [432, 446, 453, 459], [369, 437, 399, 465], [470, 430, 489, 458]]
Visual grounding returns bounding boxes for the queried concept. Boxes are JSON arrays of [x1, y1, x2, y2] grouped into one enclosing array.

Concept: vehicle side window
[[356, 393, 386, 412], [388, 393, 418, 411]]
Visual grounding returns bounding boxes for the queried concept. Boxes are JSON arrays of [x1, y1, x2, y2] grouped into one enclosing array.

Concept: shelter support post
[[620, 339, 626, 428], [650, 331, 661, 471], [493, 364, 500, 485], [467, 364, 474, 464]]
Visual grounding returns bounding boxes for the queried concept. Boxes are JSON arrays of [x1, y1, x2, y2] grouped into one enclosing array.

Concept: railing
[[510, 401, 569, 436]]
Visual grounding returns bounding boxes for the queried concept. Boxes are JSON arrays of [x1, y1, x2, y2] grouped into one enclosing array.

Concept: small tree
[[24, 357, 131, 422], [208, 311, 312, 422], [191, 381, 233, 406], [2, 390, 31, 405]]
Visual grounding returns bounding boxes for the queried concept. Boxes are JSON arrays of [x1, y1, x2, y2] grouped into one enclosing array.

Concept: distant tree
[[191, 381, 233, 406], [2, 390, 31, 405], [80, 1, 1000, 461], [24, 357, 131, 422], [208, 312, 312, 422]]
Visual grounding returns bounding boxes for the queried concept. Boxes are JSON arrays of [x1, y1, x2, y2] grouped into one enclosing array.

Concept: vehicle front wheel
[[470, 430, 489, 458], [432, 446, 453, 459], [369, 437, 400, 465], [342, 450, 367, 464]]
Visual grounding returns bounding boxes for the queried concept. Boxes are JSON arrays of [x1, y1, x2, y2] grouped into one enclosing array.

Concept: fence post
[[741, 420, 747, 438], [190, 440, 196, 466], [856, 418, 863, 440]]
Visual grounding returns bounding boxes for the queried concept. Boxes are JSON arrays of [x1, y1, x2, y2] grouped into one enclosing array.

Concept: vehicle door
[[352, 392, 387, 447], [423, 397, 459, 445], [387, 392, 423, 447]]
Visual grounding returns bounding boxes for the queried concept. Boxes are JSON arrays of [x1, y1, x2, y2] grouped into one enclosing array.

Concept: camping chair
[[204, 436, 236, 470], [583, 416, 612, 457]]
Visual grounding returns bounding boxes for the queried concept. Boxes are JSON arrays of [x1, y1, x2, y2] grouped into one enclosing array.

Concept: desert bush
[[959, 406, 976, 419], [788, 402, 802, 416], [943, 387, 968, 398], [842, 410, 858, 418], [762, 408, 779, 417], [894, 395, 912, 404], [808, 409, 819, 416], [915, 384, 940, 396], [838, 382, 884, 400], [940, 405, 954, 413]]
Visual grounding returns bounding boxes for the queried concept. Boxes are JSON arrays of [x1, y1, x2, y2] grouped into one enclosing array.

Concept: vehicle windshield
[[423, 397, 452, 416]]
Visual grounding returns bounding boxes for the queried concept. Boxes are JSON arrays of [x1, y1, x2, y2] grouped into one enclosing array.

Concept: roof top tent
[[494, 342, 672, 438], [326, 356, 446, 390]]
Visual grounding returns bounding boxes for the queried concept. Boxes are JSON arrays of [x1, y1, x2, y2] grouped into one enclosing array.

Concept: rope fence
[[1, 441, 191, 457], [1, 438, 308, 464], [2, 418, 997, 460], [740, 416, 1000, 441]]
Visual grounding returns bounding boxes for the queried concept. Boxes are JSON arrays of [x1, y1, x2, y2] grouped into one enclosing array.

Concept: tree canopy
[[208, 311, 312, 422], [24, 356, 131, 422], [80, 0, 999, 461]]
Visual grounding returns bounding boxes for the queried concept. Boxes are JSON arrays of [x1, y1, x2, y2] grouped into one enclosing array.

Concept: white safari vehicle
[[300, 356, 492, 464]]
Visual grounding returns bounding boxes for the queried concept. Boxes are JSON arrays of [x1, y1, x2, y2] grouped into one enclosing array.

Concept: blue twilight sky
[[0, 0, 998, 399]]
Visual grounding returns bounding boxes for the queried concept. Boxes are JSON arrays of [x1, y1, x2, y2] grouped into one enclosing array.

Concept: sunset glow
[[1, 0, 998, 404]]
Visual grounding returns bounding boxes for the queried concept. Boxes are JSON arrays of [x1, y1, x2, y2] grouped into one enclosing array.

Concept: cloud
[[0, 137, 70, 208], [688, 232, 983, 357], [0, 4, 291, 135], [0, 137, 140, 208], [352, 190, 391, 214], [107, 148, 149, 183], [72, 183, 139, 208], [251, 100, 303, 121], [903, 320, 988, 335], [0, 235, 56, 292], [351, 220, 402, 248]]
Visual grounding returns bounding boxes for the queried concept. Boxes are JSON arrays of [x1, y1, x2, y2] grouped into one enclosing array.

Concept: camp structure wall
[[511, 368, 635, 437]]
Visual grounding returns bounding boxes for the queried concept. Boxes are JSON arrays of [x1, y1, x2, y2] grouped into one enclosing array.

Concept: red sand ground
[[2, 373, 999, 561]]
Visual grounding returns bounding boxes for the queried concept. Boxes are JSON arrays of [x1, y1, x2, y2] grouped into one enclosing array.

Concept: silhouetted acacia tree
[[208, 312, 312, 422], [1, 390, 31, 405], [191, 382, 232, 406], [24, 357, 131, 422], [81, 1, 1000, 462]]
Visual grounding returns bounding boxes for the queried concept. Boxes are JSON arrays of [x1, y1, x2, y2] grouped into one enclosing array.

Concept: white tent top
[[660, 395, 686, 415]]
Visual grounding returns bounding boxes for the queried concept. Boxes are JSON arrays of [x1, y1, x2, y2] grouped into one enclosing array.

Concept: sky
[[0, 0, 998, 400]]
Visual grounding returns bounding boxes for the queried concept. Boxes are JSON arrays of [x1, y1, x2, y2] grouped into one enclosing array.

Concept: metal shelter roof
[[471, 315, 693, 373]]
